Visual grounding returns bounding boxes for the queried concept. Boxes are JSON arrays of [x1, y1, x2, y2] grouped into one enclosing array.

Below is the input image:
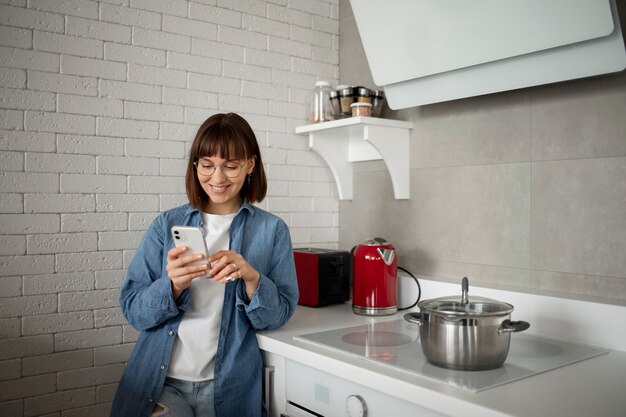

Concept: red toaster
[[293, 248, 351, 307]]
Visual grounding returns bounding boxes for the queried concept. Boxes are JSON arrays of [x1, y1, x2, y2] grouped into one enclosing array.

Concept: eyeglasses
[[193, 159, 248, 178]]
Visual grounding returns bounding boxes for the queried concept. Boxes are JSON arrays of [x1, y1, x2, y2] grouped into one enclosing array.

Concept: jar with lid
[[351, 102, 372, 117], [308, 81, 333, 124]]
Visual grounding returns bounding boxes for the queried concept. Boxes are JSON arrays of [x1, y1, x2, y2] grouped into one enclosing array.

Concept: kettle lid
[[361, 237, 391, 246]]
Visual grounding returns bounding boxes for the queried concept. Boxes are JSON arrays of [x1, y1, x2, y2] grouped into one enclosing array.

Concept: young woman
[[110, 113, 299, 417]]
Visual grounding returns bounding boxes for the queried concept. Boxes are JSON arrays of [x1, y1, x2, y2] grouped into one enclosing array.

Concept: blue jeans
[[151, 377, 216, 417]]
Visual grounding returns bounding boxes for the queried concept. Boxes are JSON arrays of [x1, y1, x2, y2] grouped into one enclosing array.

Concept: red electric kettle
[[352, 237, 420, 316]]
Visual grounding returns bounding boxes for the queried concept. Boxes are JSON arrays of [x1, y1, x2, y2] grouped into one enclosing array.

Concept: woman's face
[[196, 155, 255, 214]]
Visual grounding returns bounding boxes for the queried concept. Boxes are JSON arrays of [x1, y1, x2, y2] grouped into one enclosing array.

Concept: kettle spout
[[377, 248, 395, 265]]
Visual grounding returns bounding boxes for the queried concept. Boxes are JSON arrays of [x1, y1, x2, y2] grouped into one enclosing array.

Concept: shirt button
[[168, 330, 174, 336], [148, 398, 154, 403], [160, 364, 166, 370]]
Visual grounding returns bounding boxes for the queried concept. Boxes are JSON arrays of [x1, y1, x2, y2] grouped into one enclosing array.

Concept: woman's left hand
[[208, 250, 260, 292]]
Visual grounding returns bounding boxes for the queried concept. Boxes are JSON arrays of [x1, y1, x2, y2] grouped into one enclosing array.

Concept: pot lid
[[418, 295, 513, 316], [418, 277, 514, 317]]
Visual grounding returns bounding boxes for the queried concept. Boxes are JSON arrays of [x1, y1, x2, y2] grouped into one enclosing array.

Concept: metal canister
[[356, 87, 371, 103], [329, 90, 342, 118], [338, 86, 354, 116], [370, 89, 385, 117]]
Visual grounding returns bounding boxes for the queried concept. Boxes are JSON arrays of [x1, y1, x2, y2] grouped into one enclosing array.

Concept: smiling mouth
[[210, 185, 230, 193]]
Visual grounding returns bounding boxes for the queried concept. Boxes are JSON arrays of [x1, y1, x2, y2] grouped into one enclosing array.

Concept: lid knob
[[461, 277, 469, 305]]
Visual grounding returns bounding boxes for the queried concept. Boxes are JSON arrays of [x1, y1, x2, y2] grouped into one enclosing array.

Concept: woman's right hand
[[166, 246, 209, 300]]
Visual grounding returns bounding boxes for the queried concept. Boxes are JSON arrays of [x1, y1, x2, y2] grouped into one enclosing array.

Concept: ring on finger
[[231, 263, 238, 271], [227, 271, 242, 281]]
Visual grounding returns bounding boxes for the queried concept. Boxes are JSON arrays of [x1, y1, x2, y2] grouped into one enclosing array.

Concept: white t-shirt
[[167, 212, 236, 381]]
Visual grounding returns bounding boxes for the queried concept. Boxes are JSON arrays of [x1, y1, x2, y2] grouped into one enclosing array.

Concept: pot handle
[[403, 312, 423, 327], [498, 319, 530, 334]]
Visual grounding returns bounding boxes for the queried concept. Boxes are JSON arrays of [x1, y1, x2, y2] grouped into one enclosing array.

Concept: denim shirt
[[109, 202, 299, 417]]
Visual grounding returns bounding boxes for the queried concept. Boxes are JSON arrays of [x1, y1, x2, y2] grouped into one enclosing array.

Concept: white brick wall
[[0, 1, 339, 415]]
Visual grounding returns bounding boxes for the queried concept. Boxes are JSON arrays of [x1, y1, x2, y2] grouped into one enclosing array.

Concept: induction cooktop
[[294, 319, 608, 392]]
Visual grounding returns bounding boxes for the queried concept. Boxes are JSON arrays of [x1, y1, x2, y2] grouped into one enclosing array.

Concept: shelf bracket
[[296, 117, 412, 200], [362, 124, 410, 199], [309, 129, 354, 199]]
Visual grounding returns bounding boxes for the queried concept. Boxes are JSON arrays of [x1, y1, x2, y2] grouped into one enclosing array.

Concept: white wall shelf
[[295, 117, 413, 200]]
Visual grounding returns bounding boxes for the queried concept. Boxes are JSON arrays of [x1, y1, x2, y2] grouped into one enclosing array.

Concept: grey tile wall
[[339, 0, 626, 305]]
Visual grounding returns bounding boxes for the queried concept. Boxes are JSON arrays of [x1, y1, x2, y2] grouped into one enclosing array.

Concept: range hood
[[350, 0, 626, 109]]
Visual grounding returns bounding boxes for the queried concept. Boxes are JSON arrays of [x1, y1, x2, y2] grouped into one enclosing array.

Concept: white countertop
[[257, 301, 626, 417]]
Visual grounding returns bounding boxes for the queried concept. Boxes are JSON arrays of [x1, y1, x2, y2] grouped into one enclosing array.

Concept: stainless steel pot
[[404, 277, 530, 371]]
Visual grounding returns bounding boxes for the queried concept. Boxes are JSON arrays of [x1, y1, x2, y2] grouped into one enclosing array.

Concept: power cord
[[397, 266, 421, 310]]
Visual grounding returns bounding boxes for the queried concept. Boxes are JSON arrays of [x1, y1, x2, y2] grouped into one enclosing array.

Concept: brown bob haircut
[[185, 113, 267, 210]]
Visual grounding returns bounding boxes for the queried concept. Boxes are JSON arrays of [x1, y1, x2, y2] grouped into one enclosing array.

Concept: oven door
[[285, 359, 448, 417], [281, 402, 322, 417]]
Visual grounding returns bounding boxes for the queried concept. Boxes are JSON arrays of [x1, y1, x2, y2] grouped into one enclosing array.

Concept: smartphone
[[171, 226, 211, 278]]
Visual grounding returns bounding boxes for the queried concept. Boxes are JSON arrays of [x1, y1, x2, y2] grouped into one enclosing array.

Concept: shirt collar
[[183, 200, 255, 217]]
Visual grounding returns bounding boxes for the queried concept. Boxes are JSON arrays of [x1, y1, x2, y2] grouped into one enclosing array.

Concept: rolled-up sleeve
[[235, 221, 298, 330], [120, 215, 190, 331]]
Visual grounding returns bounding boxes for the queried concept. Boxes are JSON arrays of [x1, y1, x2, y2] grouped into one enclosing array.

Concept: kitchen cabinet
[[261, 350, 287, 417], [295, 117, 413, 200]]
